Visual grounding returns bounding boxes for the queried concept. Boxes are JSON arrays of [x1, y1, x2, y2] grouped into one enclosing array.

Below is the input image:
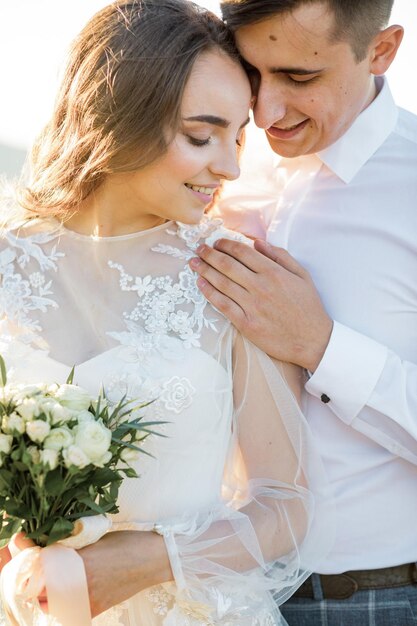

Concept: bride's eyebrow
[[183, 115, 250, 129]]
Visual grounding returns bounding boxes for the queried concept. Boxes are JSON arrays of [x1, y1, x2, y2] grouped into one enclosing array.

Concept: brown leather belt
[[293, 564, 417, 600]]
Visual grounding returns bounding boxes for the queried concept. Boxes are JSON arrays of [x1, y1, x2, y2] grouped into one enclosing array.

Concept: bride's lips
[[185, 184, 219, 205], [267, 119, 309, 140]]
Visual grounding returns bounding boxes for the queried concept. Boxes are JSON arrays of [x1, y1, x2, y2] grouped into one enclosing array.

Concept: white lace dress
[[0, 216, 331, 626]]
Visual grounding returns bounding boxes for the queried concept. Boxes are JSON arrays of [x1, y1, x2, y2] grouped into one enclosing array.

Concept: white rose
[[92, 450, 112, 467], [26, 445, 41, 465], [0, 433, 13, 454], [46, 402, 72, 425], [40, 448, 59, 470], [74, 421, 112, 464], [15, 383, 46, 398], [120, 447, 140, 463], [43, 427, 73, 451], [26, 419, 51, 443], [16, 398, 41, 421], [76, 409, 95, 423], [62, 445, 90, 469], [54, 384, 91, 411], [2, 412, 25, 434]]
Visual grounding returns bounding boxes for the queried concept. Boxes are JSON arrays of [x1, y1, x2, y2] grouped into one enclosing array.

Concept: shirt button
[[321, 393, 331, 403]]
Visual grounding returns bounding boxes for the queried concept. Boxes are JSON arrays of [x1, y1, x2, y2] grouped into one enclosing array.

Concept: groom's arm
[[190, 239, 417, 466]]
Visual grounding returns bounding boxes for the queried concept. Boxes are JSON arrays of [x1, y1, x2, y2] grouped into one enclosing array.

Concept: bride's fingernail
[[196, 244, 206, 254], [190, 257, 200, 268]]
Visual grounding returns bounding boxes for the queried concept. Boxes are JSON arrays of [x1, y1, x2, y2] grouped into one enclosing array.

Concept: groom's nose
[[252, 82, 287, 130]]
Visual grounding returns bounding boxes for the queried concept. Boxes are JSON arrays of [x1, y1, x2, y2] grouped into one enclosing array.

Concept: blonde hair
[[11, 0, 239, 223]]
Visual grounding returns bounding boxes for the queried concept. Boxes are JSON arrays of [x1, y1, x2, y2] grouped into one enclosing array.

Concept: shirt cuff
[[305, 321, 388, 424]]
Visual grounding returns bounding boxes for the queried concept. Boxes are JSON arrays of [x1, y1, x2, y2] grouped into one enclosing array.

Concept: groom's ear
[[369, 24, 404, 76]]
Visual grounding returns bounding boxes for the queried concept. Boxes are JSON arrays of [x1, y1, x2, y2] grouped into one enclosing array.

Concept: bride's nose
[[210, 145, 241, 182]]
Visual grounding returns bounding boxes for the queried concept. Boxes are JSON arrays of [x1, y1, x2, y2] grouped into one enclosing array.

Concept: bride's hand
[[0, 532, 33, 572], [0, 546, 11, 573], [78, 530, 172, 617], [5, 533, 49, 612]]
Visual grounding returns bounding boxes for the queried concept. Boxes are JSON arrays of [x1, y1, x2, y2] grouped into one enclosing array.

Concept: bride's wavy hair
[[13, 0, 240, 221]]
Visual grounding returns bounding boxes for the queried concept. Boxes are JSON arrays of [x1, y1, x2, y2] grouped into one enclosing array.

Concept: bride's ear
[[369, 24, 404, 75]]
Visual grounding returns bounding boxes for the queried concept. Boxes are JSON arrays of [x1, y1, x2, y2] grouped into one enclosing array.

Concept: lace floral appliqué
[[107, 220, 235, 350], [0, 228, 63, 341]]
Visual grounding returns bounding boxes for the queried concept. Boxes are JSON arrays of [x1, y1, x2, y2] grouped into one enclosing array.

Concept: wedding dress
[[0, 215, 333, 626]]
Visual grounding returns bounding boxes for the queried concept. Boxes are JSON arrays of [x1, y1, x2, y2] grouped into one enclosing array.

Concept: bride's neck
[[64, 181, 167, 237]]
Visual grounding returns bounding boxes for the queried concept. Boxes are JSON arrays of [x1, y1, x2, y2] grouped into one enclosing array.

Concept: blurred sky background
[[0, 0, 416, 176]]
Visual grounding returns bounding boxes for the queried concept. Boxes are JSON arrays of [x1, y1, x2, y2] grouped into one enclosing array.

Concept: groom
[[190, 0, 417, 623]]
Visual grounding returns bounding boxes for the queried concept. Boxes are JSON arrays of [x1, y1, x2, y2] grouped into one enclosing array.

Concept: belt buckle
[[322, 574, 359, 600]]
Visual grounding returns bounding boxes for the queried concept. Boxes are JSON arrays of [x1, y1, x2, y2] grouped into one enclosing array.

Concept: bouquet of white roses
[[0, 355, 162, 549]]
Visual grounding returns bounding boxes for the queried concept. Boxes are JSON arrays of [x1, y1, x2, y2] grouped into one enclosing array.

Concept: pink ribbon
[[1, 544, 91, 626]]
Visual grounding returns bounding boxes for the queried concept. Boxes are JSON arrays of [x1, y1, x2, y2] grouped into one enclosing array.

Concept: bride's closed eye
[[186, 135, 211, 147], [186, 134, 244, 148]]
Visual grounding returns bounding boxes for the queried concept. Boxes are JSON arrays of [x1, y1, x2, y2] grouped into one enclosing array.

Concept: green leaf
[[91, 468, 119, 487], [0, 469, 13, 492], [3, 500, 29, 517], [11, 461, 29, 472], [0, 518, 22, 539], [122, 467, 138, 478], [44, 468, 65, 496], [77, 497, 106, 514], [45, 518, 75, 546], [0, 355, 7, 387], [66, 366, 75, 385]]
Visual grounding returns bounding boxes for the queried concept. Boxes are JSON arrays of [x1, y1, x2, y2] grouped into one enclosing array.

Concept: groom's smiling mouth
[[267, 119, 310, 139]]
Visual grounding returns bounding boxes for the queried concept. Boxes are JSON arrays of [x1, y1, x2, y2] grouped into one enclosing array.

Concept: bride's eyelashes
[[185, 134, 244, 148], [186, 135, 211, 147]]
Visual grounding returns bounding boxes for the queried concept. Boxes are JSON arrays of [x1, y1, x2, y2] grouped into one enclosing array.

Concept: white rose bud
[[0, 385, 14, 404], [43, 427, 73, 451], [90, 397, 108, 411], [40, 448, 59, 470], [2, 412, 25, 435], [16, 398, 41, 421], [74, 421, 112, 464], [0, 433, 13, 454], [26, 445, 41, 465], [26, 419, 51, 443], [120, 447, 140, 463], [62, 444, 90, 469], [54, 384, 91, 411]]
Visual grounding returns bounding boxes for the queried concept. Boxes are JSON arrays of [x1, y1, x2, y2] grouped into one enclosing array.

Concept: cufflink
[[320, 393, 331, 404]]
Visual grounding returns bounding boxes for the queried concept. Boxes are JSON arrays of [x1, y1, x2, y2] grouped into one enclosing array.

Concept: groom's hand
[[190, 238, 333, 372]]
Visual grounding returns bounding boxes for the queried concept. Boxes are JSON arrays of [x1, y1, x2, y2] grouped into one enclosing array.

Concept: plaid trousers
[[279, 574, 417, 626]]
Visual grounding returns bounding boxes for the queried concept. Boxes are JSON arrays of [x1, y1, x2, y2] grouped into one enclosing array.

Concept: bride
[[0, 1, 332, 624]]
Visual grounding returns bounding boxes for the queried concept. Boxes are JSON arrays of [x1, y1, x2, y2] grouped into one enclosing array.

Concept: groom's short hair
[[220, 0, 395, 61]]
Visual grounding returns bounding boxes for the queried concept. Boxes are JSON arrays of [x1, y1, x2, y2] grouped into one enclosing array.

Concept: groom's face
[[234, 3, 377, 157]]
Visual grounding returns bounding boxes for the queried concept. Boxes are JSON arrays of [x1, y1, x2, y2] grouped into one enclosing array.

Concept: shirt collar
[[317, 76, 398, 183]]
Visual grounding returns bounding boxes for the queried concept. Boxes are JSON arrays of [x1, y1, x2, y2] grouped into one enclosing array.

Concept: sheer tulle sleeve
[[154, 331, 334, 623]]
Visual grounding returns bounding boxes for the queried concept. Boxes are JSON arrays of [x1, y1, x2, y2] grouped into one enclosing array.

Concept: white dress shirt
[[218, 77, 417, 573]]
